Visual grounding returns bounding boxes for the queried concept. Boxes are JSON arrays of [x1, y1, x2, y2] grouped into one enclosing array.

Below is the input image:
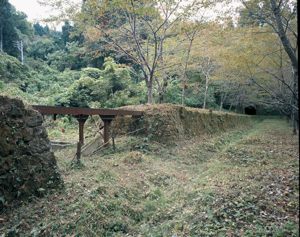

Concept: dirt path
[[1, 119, 299, 236]]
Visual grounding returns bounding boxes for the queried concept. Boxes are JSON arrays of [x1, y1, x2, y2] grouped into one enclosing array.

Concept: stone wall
[[113, 104, 254, 143], [0, 96, 62, 209]]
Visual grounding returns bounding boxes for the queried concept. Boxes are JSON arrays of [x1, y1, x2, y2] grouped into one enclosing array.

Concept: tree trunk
[[203, 76, 209, 109], [292, 69, 298, 135], [219, 100, 223, 111], [181, 85, 186, 106], [157, 76, 168, 104], [270, 0, 298, 74], [147, 80, 153, 104], [270, 0, 298, 134], [292, 113, 297, 135], [203, 92, 207, 109], [181, 36, 195, 105], [158, 92, 164, 104], [0, 26, 3, 53]]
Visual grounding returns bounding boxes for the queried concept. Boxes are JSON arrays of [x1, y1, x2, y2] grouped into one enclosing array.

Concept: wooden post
[[100, 115, 114, 147], [103, 119, 111, 147], [76, 115, 88, 145], [76, 142, 81, 163], [79, 120, 85, 144]]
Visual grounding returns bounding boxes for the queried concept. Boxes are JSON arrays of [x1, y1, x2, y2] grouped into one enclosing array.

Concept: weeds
[[1, 119, 298, 236]]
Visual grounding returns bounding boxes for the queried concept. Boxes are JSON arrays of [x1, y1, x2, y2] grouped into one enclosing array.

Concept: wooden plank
[[32, 105, 143, 116]]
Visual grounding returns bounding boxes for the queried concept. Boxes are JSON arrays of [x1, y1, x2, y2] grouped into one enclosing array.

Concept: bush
[[81, 67, 102, 79], [0, 53, 31, 83]]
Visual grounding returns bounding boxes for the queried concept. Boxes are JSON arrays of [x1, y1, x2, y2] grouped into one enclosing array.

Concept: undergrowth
[[1, 119, 299, 236]]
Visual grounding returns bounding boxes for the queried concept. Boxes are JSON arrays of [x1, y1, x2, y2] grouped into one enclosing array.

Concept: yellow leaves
[[203, 26, 282, 82], [84, 27, 102, 42]]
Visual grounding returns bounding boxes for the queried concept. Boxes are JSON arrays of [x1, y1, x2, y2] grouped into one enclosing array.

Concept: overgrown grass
[[1, 119, 298, 236]]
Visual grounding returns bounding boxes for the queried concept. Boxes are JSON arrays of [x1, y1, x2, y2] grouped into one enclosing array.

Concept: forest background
[[0, 0, 298, 132]]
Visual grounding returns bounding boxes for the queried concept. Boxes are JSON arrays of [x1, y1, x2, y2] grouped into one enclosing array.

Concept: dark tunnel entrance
[[245, 106, 256, 115]]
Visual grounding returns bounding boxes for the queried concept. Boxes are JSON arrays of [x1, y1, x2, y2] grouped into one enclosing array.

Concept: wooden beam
[[31, 105, 143, 149], [32, 105, 143, 116]]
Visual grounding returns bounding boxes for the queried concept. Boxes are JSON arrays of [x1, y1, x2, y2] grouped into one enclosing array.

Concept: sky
[[9, 0, 52, 22], [9, 0, 243, 29], [8, 0, 81, 30]]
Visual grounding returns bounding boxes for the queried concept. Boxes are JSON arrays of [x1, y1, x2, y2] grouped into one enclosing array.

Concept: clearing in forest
[[1, 118, 299, 236]]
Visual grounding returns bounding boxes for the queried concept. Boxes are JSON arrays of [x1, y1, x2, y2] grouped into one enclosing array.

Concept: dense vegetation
[[1, 118, 299, 236], [0, 0, 298, 130], [0, 1, 298, 236], [0, 0, 298, 119]]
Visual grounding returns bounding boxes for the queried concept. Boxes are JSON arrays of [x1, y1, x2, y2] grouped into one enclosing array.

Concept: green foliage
[[0, 83, 41, 104], [81, 67, 102, 79], [1, 0, 295, 115], [3, 119, 298, 236], [0, 0, 33, 57], [33, 23, 50, 36], [27, 38, 58, 60], [164, 80, 182, 104], [0, 53, 31, 83], [47, 42, 88, 71], [55, 57, 145, 108], [66, 76, 108, 107], [164, 79, 217, 108]]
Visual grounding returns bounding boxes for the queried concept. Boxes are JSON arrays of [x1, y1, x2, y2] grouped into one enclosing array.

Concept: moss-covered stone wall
[[112, 104, 253, 143], [0, 96, 62, 209]]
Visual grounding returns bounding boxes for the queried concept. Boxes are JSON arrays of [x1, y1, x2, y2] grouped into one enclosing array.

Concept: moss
[[0, 96, 63, 207], [113, 104, 253, 144]]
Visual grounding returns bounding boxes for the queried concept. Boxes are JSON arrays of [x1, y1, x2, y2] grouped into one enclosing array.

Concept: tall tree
[[61, 21, 73, 46], [198, 56, 216, 109], [180, 22, 202, 105], [0, 0, 33, 58], [33, 23, 50, 36], [240, 0, 298, 133], [77, 0, 203, 103], [0, 0, 18, 55]]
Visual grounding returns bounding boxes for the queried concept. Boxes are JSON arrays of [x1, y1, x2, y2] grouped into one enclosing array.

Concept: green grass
[[1, 119, 299, 236]]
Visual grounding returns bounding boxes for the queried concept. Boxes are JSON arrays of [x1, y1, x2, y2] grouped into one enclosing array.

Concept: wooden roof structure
[[32, 105, 143, 146], [32, 105, 143, 116]]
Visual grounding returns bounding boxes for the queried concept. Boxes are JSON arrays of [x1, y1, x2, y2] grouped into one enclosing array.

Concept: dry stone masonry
[[113, 104, 253, 143], [0, 96, 62, 209]]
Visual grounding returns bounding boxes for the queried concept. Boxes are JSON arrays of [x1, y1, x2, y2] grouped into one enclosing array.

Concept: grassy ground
[[1, 118, 299, 236]]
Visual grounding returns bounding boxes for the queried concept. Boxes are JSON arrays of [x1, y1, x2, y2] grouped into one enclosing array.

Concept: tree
[[33, 23, 50, 36], [47, 42, 88, 71], [0, 0, 18, 54], [198, 56, 216, 109], [28, 38, 58, 60], [77, 0, 202, 103], [0, 0, 33, 58], [240, 0, 298, 133], [61, 21, 73, 46], [57, 57, 144, 107], [180, 21, 202, 105]]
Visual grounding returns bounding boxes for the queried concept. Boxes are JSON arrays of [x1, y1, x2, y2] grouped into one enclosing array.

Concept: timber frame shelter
[[32, 105, 143, 146]]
